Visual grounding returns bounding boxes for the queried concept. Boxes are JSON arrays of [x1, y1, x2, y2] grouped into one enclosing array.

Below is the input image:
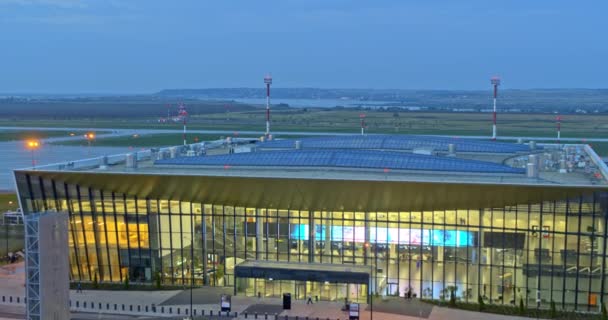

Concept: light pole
[[370, 263, 373, 320], [84, 132, 95, 155], [26, 140, 40, 169], [190, 223, 194, 319]]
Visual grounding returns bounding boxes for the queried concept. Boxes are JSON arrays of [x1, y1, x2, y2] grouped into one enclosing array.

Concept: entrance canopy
[[235, 260, 370, 285]]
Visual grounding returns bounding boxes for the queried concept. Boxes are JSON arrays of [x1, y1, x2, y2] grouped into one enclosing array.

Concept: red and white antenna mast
[[178, 103, 188, 145], [556, 114, 562, 143], [360, 114, 366, 135], [264, 74, 273, 137], [490, 76, 501, 140]]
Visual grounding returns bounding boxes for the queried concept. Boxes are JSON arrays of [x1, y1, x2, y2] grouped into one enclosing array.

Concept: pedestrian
[[307, 294, 313, 305], [76, 282, 82, 293]]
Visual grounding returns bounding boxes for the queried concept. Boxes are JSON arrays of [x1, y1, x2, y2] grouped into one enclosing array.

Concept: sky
[[0, 0, 607, 93]]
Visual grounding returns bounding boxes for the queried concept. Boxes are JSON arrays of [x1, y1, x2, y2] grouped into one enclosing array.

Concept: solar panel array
[[257, 135, 536, 153], [155, 149, 525, 174]]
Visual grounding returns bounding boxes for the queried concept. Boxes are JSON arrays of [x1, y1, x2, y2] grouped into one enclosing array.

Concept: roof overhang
[[17, 170, 607, 212]]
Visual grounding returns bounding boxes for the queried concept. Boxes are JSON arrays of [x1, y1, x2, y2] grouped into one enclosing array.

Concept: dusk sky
[[0, 0, 606, 93]]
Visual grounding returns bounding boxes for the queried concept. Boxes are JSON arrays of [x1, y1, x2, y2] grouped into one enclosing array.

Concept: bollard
[[9, 296, 12, 303], [169, 307, 172, 314], [106, 303, 109, 310], [244, 311, 247, 318], [137, 305, 141, 312], [186, 308, 189, 315], [76, 301, 79, 308], [177, 307, 180, 315], [210, 310, 214, 316], [255, 312, 258, 319], [193, 309, 196, 316], [122, 304, 125, 311], [129, 305, 133, 311], [202, 309, 205, 316], [91, 302, 94, 309], [161, 306, 164, 313], [16, 297, 19, 303], [114, 304, 117, 311], [99, 303, 102, 309], [145, 305, 148, 312], [265, 312, 268, 319], [83, 302, 87, 308]]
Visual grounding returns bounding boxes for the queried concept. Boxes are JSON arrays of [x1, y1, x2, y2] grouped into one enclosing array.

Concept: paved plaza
[[0, 262, 532, 320]]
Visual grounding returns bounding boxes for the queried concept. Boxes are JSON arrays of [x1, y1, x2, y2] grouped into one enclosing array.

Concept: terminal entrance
[[239, 278, 367, 303], [235, 260, 370, 303]]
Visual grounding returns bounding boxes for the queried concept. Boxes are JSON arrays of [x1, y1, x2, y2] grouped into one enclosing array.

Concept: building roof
[[257, 135, 536, 153], [19, 135, 608, 188], [155, 149, 525, 174]]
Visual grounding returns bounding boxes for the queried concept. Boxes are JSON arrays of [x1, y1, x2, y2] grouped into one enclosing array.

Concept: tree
[[519, 297, 525, 316]]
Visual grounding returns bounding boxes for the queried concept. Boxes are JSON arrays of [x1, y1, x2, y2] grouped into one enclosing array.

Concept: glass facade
[[15, 172, 608, 311]]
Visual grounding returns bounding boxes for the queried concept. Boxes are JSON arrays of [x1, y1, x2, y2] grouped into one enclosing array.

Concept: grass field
[[0, 194, 18, 213], [5, 110, 608, 155], [2, 110, 608, 138], [0, 130, 89, 142], [0, 193, 22, 258], [56, 133, 231, 147], [53, 132, 310, 148]]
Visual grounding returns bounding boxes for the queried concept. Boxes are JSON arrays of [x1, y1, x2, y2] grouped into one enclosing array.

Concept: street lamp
[[84, 132, 95, 154], [25, 140, 40, 169]]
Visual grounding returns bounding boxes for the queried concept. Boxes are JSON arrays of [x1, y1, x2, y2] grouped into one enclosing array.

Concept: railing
[[0, 294, 349, 319]]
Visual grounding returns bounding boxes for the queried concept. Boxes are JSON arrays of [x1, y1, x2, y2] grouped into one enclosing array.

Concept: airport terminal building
[[14, 135, 608, 311]]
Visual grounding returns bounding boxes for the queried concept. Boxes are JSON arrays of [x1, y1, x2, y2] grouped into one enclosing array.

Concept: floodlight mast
[[264, 74, 273, 137], [178, 104, 188, 145], [490, 76, 501, 140], [557, 115, 562, 143], [360, 114, 366, 135]]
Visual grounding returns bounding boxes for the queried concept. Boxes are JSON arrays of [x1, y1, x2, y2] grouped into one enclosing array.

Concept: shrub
[[449, 288, 456, 307], [154, 272, 161, 289], [92, 273, 99, 289], [478, 295, 485, 311]]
